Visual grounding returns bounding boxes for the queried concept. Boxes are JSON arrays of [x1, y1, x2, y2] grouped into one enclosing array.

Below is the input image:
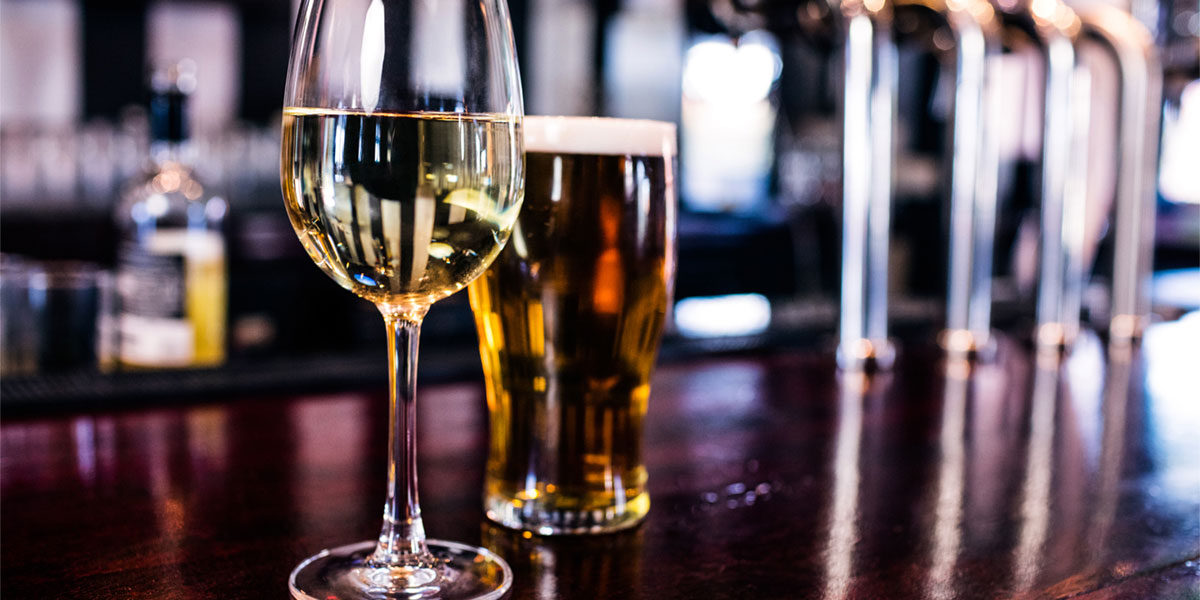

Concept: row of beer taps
[[720, 0, 1163, 369]]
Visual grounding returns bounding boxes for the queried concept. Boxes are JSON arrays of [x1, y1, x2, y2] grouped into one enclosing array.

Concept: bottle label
[[118, 314, 195, 367], [116, 229, 222, 367]]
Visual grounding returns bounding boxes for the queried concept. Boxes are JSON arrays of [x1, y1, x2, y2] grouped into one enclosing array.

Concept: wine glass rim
[[281, 106, 519, 118]]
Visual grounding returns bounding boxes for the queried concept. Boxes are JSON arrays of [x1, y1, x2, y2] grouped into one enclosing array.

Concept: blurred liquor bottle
[[112, 63, 227, 369]]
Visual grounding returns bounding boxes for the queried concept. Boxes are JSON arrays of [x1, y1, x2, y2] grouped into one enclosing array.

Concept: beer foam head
[[524, 116, 676, 157]]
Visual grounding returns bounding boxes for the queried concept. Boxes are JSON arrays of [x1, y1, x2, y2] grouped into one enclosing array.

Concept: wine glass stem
[[372, 306, 432, 567]]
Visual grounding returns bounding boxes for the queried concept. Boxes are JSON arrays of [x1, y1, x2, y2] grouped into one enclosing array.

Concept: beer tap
[[888, 0, 1003, 358], [839, 0, 1009, 368], [836, 0, 899, 371], [713, 0, 1012, 367], [710, 0, 901, 370], [1075, 6, 1162, 348], [988, 0, 1083, 352]]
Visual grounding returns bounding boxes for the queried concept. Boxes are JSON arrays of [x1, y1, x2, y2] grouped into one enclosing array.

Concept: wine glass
[[280, 0, 523, 598]]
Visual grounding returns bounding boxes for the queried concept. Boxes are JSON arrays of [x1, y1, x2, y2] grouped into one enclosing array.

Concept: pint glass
[[469, 116, 677, 534]]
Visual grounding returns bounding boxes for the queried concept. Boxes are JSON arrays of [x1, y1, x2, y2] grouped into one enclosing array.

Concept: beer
[[281, 108, 522, 306], [469, 117, 676, 534]]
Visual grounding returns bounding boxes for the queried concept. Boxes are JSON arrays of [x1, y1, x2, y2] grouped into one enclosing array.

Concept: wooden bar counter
[[2, 328, 1198, 599]]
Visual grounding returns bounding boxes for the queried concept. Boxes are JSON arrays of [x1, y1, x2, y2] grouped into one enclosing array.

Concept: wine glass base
[[289, 540, 512, 600]]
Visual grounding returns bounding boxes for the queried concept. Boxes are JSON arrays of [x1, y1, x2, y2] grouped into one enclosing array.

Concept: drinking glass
[[280, 0, 524, 597], [469, 117, 677, 534]]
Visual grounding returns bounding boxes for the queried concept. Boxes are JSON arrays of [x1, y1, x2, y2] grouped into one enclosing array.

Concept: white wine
[[281, 108, 523, 307]]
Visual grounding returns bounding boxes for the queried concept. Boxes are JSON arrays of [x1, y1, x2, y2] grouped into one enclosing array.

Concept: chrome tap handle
[[1032, 15, 1080, 350], [838, 0, 899, 371], [1077, 7, 1162, 345], [838, 0, 1005, 366], [894, 0, 1003, 357], [988, 0, 1082, 351]]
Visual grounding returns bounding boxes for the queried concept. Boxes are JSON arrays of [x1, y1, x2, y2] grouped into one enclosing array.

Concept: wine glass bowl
[[281, 109, 522, 309], [280, 0, 523, 598]]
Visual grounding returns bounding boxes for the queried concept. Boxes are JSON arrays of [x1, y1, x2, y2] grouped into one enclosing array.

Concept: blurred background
[[0, 0, 1197, 407]]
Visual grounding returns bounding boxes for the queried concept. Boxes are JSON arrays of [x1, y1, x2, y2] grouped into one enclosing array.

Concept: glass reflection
[[1010, 337, 1098, 592], [71, 417, 97, 485], [1087, 344, 1135, 565], [1012, 354, 1059, 592], [925, 359, 970, 600], [482, 524, 643, 599], [822, 371, 889, 600], [289, 394, 371, 543], [185, 407, 229, 478]]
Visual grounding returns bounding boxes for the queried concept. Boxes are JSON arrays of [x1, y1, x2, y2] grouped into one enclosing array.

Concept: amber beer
[[469, 117, 676, 534]]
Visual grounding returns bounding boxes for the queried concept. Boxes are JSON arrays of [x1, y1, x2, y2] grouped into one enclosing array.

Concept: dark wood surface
[[3, 329, 1198, 599]]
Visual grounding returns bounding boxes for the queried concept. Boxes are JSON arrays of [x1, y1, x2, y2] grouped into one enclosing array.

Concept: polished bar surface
[[2, 328, 1197, 598]]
